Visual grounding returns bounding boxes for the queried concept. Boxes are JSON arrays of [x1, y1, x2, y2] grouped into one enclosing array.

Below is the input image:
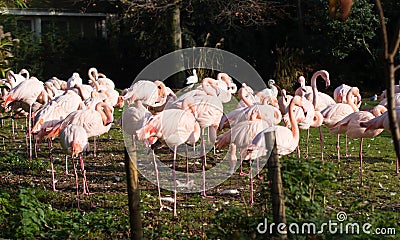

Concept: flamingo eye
[[158, 86, 161, 89]]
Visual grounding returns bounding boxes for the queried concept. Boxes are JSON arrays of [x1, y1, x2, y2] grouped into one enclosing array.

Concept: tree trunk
[[171, 0, 182, 51], [170, 0, 185, 88], [266, 131, 287, 239], [124, 147, 143, 239], [375, 0, 400, 172]]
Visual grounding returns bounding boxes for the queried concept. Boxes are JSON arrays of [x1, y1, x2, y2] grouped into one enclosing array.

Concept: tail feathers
[[2, 94, 16, 107], [215, 131, 231, 149], [45, 125, 61, 140]]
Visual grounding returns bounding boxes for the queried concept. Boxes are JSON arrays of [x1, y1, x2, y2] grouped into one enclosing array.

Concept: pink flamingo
[[137, 107, 200, 217], [219, 85, 281, 130], [60, 124, 92, 208], [67, 73, 83, 89], [294, 71, 330, 99], [217, 109, 273, 174], [46, 102, 114, 158], [360, 106, 400, 174], [283, 96, 321, 158], [245, 96, 304, 204], [334, 83, 362, 108], [3, 77, 49, 160], [122, 80, 167, 107], [88, 67, 115, 90], [278, 89, 294, 115], [378, 93, 400, 108], [32, 90, 84, 170], [332, 105, 386, 186], [259, 79, 279, 98], [320, 87, 360, 162]]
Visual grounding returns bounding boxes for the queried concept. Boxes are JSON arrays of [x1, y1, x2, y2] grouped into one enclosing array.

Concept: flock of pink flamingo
[[1, 68, 399, 214]]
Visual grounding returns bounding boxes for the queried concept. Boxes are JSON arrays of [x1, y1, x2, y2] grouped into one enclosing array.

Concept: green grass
[[0, 99, 399, 239]]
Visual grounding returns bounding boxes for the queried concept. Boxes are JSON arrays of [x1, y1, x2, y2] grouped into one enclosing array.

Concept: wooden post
[[124, 146, 143, 239], [266, 131, 287, 239]]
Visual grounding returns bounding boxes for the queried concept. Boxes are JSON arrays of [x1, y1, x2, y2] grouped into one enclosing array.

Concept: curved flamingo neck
[[288, 97, 301, 141], [88, 68, 98, 81], [239, 87, 253, 107], [96, 102, 113, 125], [273, 107, 282, 125], [372, 105, 387, 116], [346, 88, 359, 112], [202, 78, 218, 96], [311, 111, 323, 128], [154, 80, 166, 98]]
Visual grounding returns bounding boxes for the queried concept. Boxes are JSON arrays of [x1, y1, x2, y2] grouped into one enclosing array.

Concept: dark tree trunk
[[124, 147, 143, 239], [375, 0, 400, 172], [266, 131, 287, 239]]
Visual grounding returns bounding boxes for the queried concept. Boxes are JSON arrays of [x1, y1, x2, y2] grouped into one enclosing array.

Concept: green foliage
[[313, 0, 380, 60], [0, 25, 18, 77], [273, 44, 310, 91], [281, 158, 337, 221]]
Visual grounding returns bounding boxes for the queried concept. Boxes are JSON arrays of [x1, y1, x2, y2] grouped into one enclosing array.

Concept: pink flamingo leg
[[297, 145, 301, 158], [249, 160, 254, 205], [48, 140, 58, 192], [396, 157, 399, 174], [359, 138, 363, 186], [173, 145, 177, 217], [93, 136, 97, 158], [319, 127, 324, 164], [152, 149, 164, 210], [239, 154, 248, 176], [185, 145, 189, 184], [79, 155, 89, 195], [29, 104, 32, 161], [73, 156, 81, 210], [345, 135, 349, 157], [65, 155, 70, 175], [336, 134, 341, 163], [305, 129, 310, 158]]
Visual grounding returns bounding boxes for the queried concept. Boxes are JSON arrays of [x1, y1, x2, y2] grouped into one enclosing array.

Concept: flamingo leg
[[249, 160, 254, 205], [336, 134, 341, 163], [239, 153, 247, 176], [345, 135, 349, 157], [396, 157, 399, 174], [93, 136, 97, 158], [34, 138, 38, 159], [185, 145, 189, 184], [305, 128, 310, 158], [73, 156, 81, 210], [359, 138, 363, 186], [65, 155, 69, 175], [29, 104, 32, 161], [297, 145, 301, 158], [319, 126, 324, 164], [11, 114, 15, 140], [173, 145, 177, 217], [48, 139, 57, 192], [79, 155, 89, 195], [152, 149, 164, 210]]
